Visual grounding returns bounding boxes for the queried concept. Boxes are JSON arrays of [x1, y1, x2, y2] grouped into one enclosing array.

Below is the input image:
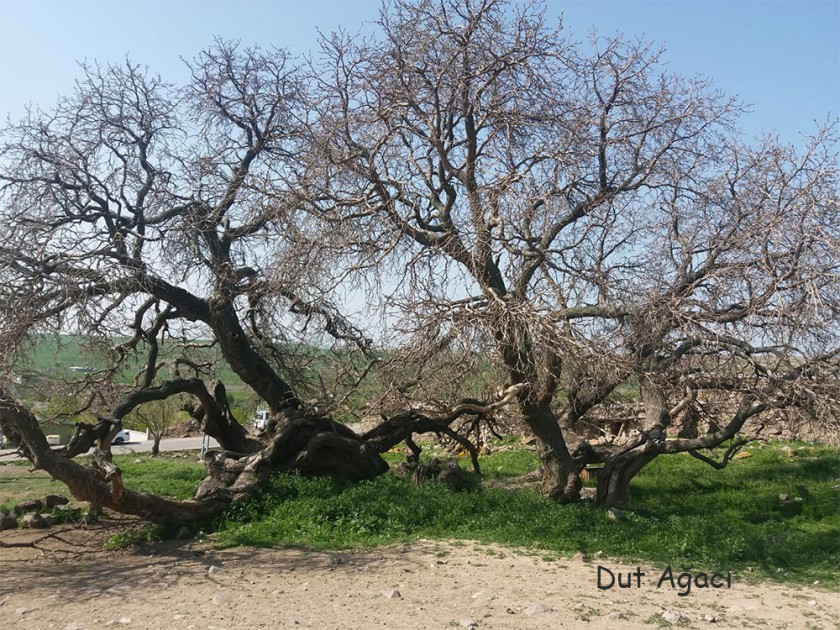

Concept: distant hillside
[[17, 334, 246, 390]]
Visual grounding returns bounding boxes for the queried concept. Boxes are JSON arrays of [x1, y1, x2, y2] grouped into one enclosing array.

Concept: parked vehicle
[[111, 429, 130, 445]]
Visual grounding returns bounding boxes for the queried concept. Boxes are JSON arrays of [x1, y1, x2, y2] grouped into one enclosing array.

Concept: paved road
[[112, 436, 220, 455], [0, 436, 220, 461]]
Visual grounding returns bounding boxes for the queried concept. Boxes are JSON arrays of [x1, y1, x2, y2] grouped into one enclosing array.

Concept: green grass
[[212, 442, 839, 588], [0, 453, 205, 511], [116, 455, 206, 499], [3, 442, 837, 588], [0, 462, 74, 509]]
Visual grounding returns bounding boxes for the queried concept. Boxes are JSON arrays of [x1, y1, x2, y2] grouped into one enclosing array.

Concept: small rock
[[607, 611, 625, 620], [607, 507, 626, 522], [0, 513, 17, 530], [14, 499, 43, 514], [778, 493, 790, 501], [808, 600, 817, 606], [118, 617, 132, 625], [381, 589, 401, 599], [206, 565, 222, 577], [793, 496, 804, 503], [661, 610, 683, 623], [17, 607, 32, 615], [134, 458, 143, 464], [569, 551, 585, 562], [65, 623, 85, 630], [44, 494, 69, 508], [285, 621, 300, 627], [460, 619, 478, 629], [704, 614, 717, 622], [438, 460, 466, 491], [21, 513, 47, 529], [525, 603, 553, 615], [211, 593, 228, 605], [173, 614, 186, 620]]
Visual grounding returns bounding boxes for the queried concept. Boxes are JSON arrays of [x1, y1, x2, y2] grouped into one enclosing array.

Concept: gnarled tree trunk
[[521, 402, 581, 502]]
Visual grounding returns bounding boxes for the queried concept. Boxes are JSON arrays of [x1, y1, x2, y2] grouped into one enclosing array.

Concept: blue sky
[[0, 0, 837, 147]]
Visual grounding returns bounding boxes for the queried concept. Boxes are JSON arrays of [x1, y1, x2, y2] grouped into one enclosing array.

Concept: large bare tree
[[0, 0, 837, 522], [0, 40, 515, 522], [307, 0, 839, 503]]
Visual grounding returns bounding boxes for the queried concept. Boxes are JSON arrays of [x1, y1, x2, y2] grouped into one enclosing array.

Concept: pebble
[[525, 603, 553, 615], [118, 618, 132, 625], [704, 614, 718, 622], [460, 619, 478, 629], [381, 589, 402, 599], [17, 607, 31, 615], [607, 507, 626, 522], [808, 600, 817, 606], [661, 610, 683, 623], [65, 623, 85, 630], [212, 593, 228, 605]]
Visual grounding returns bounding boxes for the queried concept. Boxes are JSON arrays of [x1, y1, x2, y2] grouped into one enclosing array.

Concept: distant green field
[[20, 334, 245, 388], [13, 335, 644, 426]]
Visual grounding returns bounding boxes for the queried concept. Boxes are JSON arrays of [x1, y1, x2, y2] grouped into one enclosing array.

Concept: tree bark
[[207, 300, 301, 412], [595, 443, 657, 508], [520, 401, 581, 502]]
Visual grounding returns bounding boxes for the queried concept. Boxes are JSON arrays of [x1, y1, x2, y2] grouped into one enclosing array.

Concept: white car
[[111, 429, 131, 445]]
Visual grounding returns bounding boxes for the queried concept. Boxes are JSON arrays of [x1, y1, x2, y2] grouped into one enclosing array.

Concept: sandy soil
[[1, 519, 837, 630]]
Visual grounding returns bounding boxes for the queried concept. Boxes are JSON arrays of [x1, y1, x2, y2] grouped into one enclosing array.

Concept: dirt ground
[[1, 519, 837, 630]]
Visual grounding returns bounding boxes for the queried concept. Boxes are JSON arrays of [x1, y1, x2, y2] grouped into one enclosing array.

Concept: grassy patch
[[115, 455, 205, 499], [2, 441, 837, 588], [0, 462, 70, 510], [0, 453, 205, 511], [213, 442, 839, 588]]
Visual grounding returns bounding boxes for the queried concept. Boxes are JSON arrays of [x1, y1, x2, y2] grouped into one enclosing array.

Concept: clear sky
[[0, 0, 838, 147]]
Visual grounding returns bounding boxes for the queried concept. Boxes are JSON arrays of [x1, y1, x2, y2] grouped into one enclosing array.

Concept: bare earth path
[[1, 521, 837, 630]]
